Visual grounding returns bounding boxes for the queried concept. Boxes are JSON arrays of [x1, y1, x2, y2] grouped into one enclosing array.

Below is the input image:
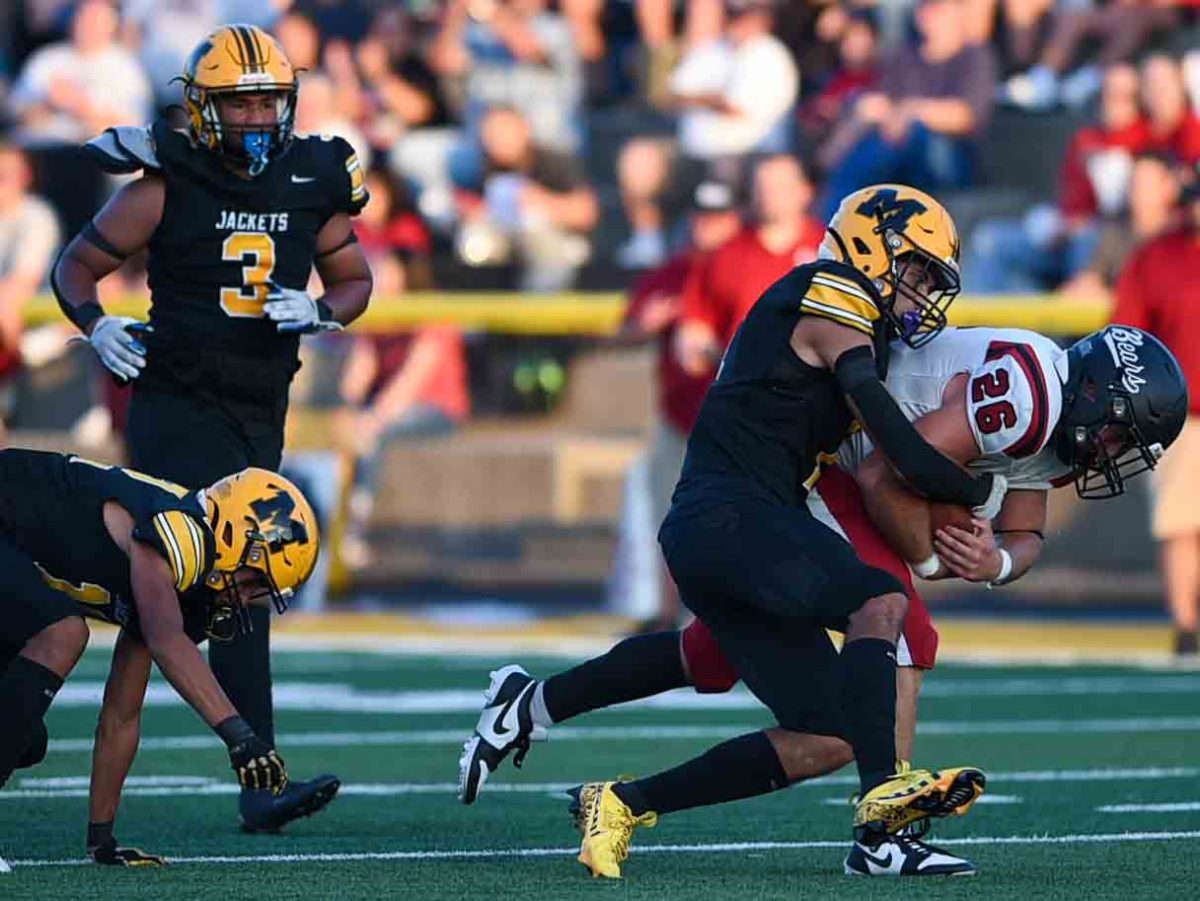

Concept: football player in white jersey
[[457, 323, 1188, 876]]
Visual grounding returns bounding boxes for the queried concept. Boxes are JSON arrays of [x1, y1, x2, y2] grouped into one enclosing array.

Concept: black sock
[[209, 605, 275, 747], [840, 638, 898, 794], [542, 631, 686, 723], [0, 656, 64, 786], [17, 719, 49, 769], [613, 731, 788, 816]]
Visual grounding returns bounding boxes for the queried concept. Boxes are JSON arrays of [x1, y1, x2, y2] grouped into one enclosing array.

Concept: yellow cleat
[[575, 781, 657, 879], [854, 766, 986, 835]]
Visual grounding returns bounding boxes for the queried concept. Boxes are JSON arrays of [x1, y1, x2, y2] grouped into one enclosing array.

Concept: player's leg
[[1160, 534, 1200, 656], [128, 387, 281, 741], [0, 541, 89, 786], [1149, 419, 1200, 656], [128, 386, 336, 829], [809, 466, 940, 767], [574, 612, 852, 879], [458, 629, 690, 804]]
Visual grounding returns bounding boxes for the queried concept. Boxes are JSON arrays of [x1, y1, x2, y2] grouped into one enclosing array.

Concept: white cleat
[[844, 834, 977, 877], [457, 665, 547, 804]]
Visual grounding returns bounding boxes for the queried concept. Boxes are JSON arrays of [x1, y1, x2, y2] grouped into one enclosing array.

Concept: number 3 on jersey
[[220, 231, 276, 317]]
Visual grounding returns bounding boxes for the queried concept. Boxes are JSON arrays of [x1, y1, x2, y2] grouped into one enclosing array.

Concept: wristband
[[986, 548, 1013, 589], [912, 554, 942, 578], [73, 301, 106, 335], [214, 715, 256, 749]]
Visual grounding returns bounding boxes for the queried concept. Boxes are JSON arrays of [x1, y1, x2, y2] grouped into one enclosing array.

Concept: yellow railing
[[28, 293, 1111, 336]]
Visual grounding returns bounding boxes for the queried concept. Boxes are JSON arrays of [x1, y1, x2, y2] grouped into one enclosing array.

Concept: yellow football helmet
[[201, 468, 319, 639], [179, 24, 298, 175], [820, 184, 962, 348]]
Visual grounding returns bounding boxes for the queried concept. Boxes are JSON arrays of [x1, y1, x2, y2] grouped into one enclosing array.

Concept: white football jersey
[[836, 327, 1072, 490]]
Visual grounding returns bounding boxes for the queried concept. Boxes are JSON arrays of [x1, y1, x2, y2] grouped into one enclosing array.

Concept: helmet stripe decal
[[233, 25, 257, 72], [242, 26, 262, 70]]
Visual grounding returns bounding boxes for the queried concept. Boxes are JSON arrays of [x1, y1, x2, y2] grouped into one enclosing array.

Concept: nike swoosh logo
[[474, 682, 532, 749], [291, 175, 315, 183], [862, 844, 903, 875]]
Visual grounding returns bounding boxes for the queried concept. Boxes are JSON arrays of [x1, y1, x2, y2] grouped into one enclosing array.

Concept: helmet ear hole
[[852, 237, 871, 255], [222, 521, 234, 546]]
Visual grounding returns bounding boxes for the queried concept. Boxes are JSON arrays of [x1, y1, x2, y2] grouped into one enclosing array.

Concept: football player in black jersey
[[560, 185, 1002, 878], [50, 24, 372, 832], [0, 450, 321, 864]]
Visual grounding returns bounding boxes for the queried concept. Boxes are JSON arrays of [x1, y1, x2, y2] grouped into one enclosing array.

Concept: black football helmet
[[1055, 325, 1188, 499]]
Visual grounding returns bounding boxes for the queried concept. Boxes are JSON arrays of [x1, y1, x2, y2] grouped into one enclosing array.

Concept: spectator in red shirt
[[1060, 151, 1183, 305], [1111, 169, 1200, 658], [677, 154, 824, 378], [967, 63, 1147, 292], [615, 180, 743, 630], [1141, 54, 1200, 166], [354, 166, 434, 295]]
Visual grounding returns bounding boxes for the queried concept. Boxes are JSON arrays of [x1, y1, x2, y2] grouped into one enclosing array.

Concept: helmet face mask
[[1059, 392, 1164, 499], [886, 239, 961, 349], [201, 87, 297, 175], [1057, 326, 1189, 499], [821, 184, 962, 349], [179, 25, 298, 176]]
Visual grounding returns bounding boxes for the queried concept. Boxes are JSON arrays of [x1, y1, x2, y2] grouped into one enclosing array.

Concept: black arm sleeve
[[834, 345, 994, 507], [50, 246, 105, 335]]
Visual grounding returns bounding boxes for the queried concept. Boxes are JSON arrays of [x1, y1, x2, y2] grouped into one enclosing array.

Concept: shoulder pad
[[84, 126, 160, 174], [141, 509, 214, 593], [291, 133, 368, 216], [798, 264, 882, 338], [967, 339, 1064, 459]]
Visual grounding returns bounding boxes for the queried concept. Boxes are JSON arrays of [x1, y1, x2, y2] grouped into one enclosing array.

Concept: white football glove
[[971, 473, 1008, 521], [262, 282, 343, 335], [71, 315, 149, 381]]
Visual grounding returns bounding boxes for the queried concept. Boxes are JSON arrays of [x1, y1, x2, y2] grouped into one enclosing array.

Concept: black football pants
[[127, 385, 287, 747]]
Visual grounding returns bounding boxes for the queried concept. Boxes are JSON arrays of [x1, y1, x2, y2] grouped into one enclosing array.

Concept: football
[[929, 501, 975, 536]]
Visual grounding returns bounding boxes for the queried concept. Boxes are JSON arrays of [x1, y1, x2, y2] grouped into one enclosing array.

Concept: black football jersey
[[140, 120, 367, 357], [673, 260, 892, 508], [0, 449, 216, 642]]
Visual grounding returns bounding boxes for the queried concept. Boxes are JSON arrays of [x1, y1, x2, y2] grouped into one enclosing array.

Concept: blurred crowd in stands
[[0, 1, 1198, 577]]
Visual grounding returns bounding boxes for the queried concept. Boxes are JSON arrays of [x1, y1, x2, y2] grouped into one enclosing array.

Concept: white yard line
[[10, 768, 1196, 801], [1098, 802, 1200, 813], [12, 831, 1200, 869], [42, 717, 1200, 756], [47, 676, 1200, 714]]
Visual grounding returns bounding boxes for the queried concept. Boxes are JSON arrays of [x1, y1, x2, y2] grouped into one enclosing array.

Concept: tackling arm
[[795, 315, 995, 510], [855, 372, 980, 565]]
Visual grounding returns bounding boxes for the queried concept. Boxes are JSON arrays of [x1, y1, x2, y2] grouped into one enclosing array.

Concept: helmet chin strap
[[243, 131, 271, 177]]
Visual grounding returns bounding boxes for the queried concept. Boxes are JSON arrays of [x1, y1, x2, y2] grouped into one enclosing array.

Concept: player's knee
[[25, 616, 89, 676], [848, 592, 907, 639]]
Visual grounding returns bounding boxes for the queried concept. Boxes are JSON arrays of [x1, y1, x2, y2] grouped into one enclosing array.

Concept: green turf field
[[6, 648, 1200, 900]]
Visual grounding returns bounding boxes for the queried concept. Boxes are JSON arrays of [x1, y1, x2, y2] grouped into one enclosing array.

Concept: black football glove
[[229, 735, 289, 793]]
